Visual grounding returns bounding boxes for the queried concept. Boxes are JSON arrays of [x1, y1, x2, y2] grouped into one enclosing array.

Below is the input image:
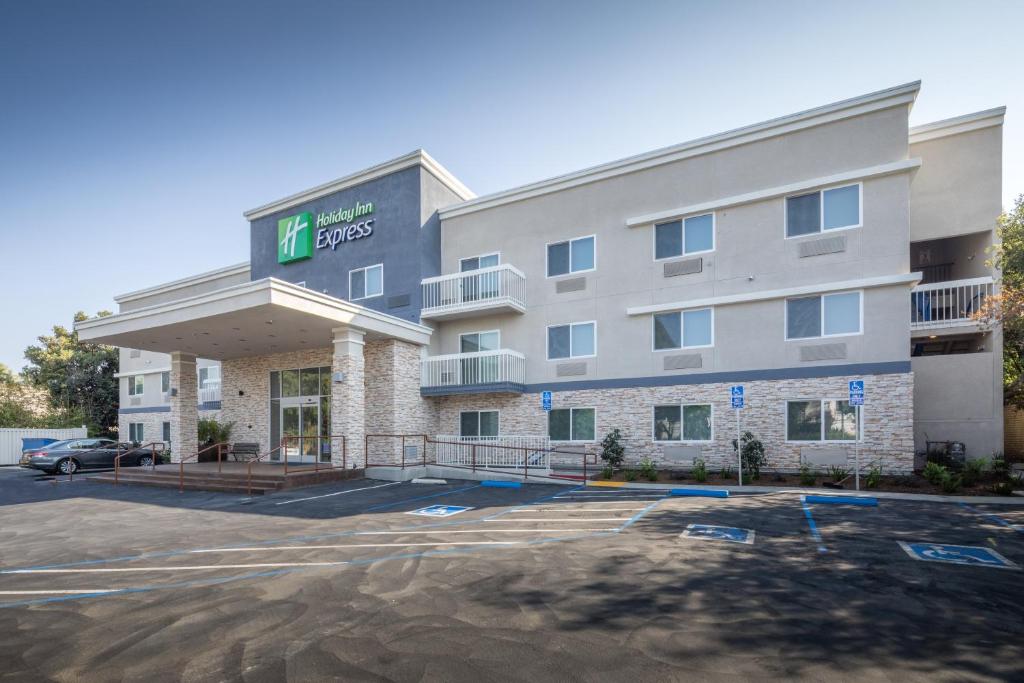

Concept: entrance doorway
[[270, 366, 332, 464]]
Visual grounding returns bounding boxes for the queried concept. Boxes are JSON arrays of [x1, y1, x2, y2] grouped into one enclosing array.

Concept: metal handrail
[[177, 442, 230, 493], [113, 442, 167, 484], [246, 444, 285, 496], [279, 434, 348, 476], [365, 434, 428, 469]]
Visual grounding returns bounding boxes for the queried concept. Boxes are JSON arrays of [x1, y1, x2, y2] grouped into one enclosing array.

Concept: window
[[653, 308, 713, 350], [128, 423, 144, 443], [349, 264, 383, 300], [548, 408, 596, 441], [198, 366, 220, 387], [547, 322, 596, 359], [460, 253, 499, 271], [460, 331, 499, 353], [785, 184, 861, 237], [653, 404, 713, 441], [460, 410, 499, 438], [655, 213, 714, 260], [162, 421, 171, 445], [786, 400, 859, 441], [786, 292, 861, 339], [161, 372, 170, 393], [547, 235, 595, 277], [128, 375, 144, 396]]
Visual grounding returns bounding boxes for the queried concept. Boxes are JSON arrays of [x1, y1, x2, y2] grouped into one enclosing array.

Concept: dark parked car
[[20, 438, 158, 475]]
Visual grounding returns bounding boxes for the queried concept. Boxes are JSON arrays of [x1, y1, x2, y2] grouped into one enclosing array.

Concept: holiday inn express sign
[[277, 200, 376, 264]]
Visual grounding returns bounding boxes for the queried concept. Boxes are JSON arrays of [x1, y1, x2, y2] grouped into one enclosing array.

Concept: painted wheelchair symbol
[[681, 524, 755, 545], [407, 505, 473, 518], [899, 542, 1018, 569]]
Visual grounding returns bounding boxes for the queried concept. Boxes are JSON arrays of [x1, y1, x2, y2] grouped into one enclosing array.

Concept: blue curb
[[804, 495, 877, 506], [671, 488, 729, 498], [481, 480, 521, 489]]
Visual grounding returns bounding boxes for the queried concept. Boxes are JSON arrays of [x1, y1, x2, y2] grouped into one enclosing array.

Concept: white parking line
[[348, 528, 619, 535], [0, 590, 119, 595], [191, 541, 523, 553], [275, 481, 401, 505], [484, 518, 631, 523], [511, 507, 646, 512], [2, 562, 350, 574]]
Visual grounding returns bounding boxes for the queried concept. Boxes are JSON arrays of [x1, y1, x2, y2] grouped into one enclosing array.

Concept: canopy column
[[169, 352, 198, 464], [331, 327, 365, 468]]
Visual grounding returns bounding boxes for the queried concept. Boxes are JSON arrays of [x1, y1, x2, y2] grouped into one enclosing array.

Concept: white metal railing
[[421, 349, 526, 388], [198, 381, 221, 404], [911, 276, 995, 330], [421, 264, 526, 317], [435, 435, 551, 473]]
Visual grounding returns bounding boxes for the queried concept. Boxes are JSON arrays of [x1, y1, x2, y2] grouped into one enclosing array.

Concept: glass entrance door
[[280, 399, 319, 464], [270, 366, 332, 464]]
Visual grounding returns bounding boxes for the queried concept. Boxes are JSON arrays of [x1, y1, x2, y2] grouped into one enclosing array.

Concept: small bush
[[865, 463, 882, 489], [623, 469, 639, 482], [799, 465, 817, 487], [828, 465, 850, 483], [939, 470, 962, 494], [893, 475, 920, 488], [922, 461, 947, 485], [638, 457, 658, 482], [692, 458, 707, 483], [991, 453, 1010, 479], [719, 465, 734, 480], [600, 465, 614, 480], [599, 429, 626, 470], [731, 431, 766, 480], [962, 458, 987, 487], [991, 481, 1016, 496]]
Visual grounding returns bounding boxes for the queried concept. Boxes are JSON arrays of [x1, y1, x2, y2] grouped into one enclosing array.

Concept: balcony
[[911, 276, 995, 331], [421, 349, 526, 395], [198, 381, 222, 405], [421, 264, 526, 320]]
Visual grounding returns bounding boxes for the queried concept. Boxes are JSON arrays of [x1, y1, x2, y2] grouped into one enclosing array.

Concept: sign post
[[730, 386, 744, 486], [541, 391, 552, 412], [849, 380, 865, 490]]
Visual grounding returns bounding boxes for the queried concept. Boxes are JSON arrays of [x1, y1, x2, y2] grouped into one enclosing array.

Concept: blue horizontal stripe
[[671, 488, 729, 498], [804, 495, 878, 506], [119, 401, 222, 415]]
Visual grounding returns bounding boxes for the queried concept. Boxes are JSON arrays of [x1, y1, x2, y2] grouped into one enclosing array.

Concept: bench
[[230, 442, 260, 462]]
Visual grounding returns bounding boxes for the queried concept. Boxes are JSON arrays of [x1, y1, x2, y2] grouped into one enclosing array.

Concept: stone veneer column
[[331, 327, 366, 469], [169, 352, 198, 464]]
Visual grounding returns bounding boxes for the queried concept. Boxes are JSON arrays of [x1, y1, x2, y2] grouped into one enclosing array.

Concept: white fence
[[421, 264, 527, 318], [434, 435, 551, 474], [0, 427, 87, 466], [422, 349, 526, 389], [911, 276, 995, 330], [199, 381, 222, 404]]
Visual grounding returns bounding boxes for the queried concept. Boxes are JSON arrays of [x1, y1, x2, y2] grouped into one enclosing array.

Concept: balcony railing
[[421, 349, 526, 393], [421, 264, 527, 320], [911, 276, 995, 330], [198, 382, 221, 405], [435, 435, 551, 474]]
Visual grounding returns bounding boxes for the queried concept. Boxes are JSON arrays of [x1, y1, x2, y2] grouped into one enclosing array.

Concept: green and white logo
[[277, 212, 313, 264]]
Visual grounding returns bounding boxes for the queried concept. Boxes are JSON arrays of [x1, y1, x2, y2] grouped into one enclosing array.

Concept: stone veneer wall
[[364, 339, 439, 464], [118, 408, 220, 460], [433, 372, 915, 473]]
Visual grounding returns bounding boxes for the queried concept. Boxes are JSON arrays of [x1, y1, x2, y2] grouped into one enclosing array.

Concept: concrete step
[[89, 473, 281, 494]]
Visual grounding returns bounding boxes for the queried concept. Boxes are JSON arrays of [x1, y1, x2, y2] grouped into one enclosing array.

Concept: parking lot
[[0, 467, 1022, 682]]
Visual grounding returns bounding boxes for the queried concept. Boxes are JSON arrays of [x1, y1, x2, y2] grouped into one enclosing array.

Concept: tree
[[975, 195, 1024, 408], [22, 311, 118, 436], [599, 428, 625, 469]]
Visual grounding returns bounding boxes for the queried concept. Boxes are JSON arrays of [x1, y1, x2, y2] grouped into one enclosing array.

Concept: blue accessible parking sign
[[541, 391, 552, 411], [898, 542, 1018, 569], [407, 505, 473, 518], [849, 379, 865, 406], [730, 385, 744, 409], [681, 524, 755, 545]]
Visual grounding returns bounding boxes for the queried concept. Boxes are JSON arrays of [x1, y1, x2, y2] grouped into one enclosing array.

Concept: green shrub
[[600, 465, 614, 480], [991, 453, 1010, 479], [719, 465, 734, 480], [922, 461, 947, 485], [865, 463, 882, 489], [939, 470, 962, 494], [962, 458, 987, 487], [828, 465, 850, 483], [692, 458, 707, 483], [991, 481, 1016, 496], [638, 457, 658, 482], [731, 431, 766, 480], [600, 429, 626, 470], [623, 468, 639, 482], [198, 418, 234, 445], [799, 465, 817, 487]]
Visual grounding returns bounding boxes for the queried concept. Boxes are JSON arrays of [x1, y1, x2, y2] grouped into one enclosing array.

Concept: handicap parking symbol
[[898, 542, 1018, 569], [407, 504, 473, 518], [681, 524, 755, 545]]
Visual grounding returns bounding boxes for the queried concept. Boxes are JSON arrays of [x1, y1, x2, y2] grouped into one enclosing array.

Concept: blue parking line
[[485, 484, 583, 519], [801, 497, 828, 554], [959, 502, 1024, 533], [804, 495, 877, 507], [363, 484, 481, 512]]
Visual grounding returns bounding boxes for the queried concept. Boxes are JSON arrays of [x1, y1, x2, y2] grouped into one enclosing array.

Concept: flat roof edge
[[114, 262, 251, 303], [909, 106, 1006, 144], [439, 81, 921, 220]]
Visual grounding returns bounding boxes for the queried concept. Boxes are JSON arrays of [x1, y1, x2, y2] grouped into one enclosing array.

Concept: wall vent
[[663, 257, 703, 278], [130, 397, 141, 406], [129, 349, 141, 359], [798, 235, 847, 258], [555, 277, 587, 294], [663, 353, 703, 370], [556, 361, 587, 377], [387, 293, 411, 309], [799, 343, 847, 362]]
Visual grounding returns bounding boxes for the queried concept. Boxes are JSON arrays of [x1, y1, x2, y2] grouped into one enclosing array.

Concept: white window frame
[[162, 421, 171, 445], [128, 422, 144, 442], [651, 403, 715, 443], [783, 182, 863, 239], [161, 372, 170, 394], [784, 290, 863, 341], [651, 308, 715, 352], [459, 252, 501, 271], [653, 212, 716, 261], [459, 329, 501, 353], [459, 409, 500, 438], [348, 263, 384, 301], [548, 407, 597, 442], [198, 365, 221, 387], [784, 399, 862, 443], [545, 234, 597, 278], [546, 321, 597, 360], [128, 375, 144, 396]]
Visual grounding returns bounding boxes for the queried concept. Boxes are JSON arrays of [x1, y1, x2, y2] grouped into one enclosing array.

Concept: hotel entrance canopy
[[75, 278, 431, 357]]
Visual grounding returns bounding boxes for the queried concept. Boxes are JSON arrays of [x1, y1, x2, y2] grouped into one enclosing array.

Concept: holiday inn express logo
[[278, 212, 313, 264]]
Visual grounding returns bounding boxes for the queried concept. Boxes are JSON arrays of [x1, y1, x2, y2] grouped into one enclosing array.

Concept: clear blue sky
[[0, 0, 1020, 371]]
